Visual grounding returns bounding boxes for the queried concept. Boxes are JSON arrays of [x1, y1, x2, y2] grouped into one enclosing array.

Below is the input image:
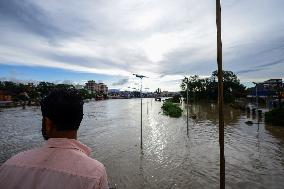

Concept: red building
[[0, 90, 12, 101]]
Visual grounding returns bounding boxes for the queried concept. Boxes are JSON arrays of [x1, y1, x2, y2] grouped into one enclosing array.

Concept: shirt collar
[[45, 138, 91, 156]]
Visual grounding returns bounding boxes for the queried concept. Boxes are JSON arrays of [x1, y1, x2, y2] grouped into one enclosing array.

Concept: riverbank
[[0, 101, 40, 109]]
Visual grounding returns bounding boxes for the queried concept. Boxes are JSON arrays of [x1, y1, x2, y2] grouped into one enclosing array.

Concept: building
[[98, 83, 108, 95], [84, 80, 108, 95], [85, 80, 96, 93], [0, 90, 12, 101], [247, 79, 283, 101], [264, 79, 283, 90]]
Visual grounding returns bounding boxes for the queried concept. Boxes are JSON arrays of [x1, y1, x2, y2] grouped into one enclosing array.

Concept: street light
[[252, 82, 258, 110], [133, 73, 147, 150], [184, 77, 189, 135]]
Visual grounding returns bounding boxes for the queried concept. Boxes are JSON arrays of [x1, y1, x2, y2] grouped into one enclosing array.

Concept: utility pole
[[216, 0, 225, 188], [185, 77, 189, 135], [133, 74, 147, 150], [256, 85, 258, 110], [253, 82, 259, 110]]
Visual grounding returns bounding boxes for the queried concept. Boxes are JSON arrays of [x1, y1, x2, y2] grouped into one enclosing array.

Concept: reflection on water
[[0, 99, 284, 189]]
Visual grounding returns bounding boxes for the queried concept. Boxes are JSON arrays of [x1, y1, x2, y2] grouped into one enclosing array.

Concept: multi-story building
[[84, 80, 108, 95], [98, 83, 108, 95], [263, 79, 283, 89], [247, 79, 283, 98], [85, 80, 96, 94]]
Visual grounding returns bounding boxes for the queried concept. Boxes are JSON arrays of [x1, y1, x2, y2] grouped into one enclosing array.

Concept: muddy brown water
[[0, 99, 284, 189]]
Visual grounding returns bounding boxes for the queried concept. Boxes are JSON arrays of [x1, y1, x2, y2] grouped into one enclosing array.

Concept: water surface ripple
[[0, 99, 284, 189]]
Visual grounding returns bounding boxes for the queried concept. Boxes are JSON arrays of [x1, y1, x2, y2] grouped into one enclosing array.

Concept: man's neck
[[49, 130, 77, 140]]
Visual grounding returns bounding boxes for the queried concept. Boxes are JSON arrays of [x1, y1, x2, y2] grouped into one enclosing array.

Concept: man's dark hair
[[40, 88, 84, 131]]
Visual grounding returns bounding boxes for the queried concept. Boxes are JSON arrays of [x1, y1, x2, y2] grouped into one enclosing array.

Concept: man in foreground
[[0, 88, 109, 189]]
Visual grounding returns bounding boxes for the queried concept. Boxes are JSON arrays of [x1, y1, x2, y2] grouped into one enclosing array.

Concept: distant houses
[[0, 80, 110, 104], [247, 79, 283, 107], [247, 79, 283, 98], [0, 90, 12, 101], [84, 80, 108, 96], [107, 88, 178, 99]]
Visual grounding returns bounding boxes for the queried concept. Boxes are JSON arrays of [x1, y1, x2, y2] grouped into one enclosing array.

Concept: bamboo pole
[[216, 0, 225, 189]]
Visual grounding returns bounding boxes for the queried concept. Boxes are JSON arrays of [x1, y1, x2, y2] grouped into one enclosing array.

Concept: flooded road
[[1, 99, 284, 188]]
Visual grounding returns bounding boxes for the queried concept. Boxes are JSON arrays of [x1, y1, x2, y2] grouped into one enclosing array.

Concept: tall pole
[[256, 84, 258, 110], [140, 78, 143, 149], [255, 83, 259, 125], [216, 0, 225, 189], [253, 82, 259, 115], [186, 78, 189, 135], [133, 74, 146, 150]]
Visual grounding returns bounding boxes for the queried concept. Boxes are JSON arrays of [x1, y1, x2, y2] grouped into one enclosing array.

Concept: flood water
[[0, 99, 284, 189]]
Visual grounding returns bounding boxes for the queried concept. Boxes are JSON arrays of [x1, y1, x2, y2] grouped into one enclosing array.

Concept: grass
[[161, 101, 183, 118]]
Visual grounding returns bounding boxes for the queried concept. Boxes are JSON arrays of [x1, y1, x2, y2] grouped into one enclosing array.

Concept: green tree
[[78, 89, 93, 99], [180, 70, 247, 103], [0, 81, 4, 89], [37, 82, 55, 97], [180, 75, 210, 102], [55, 84, 74, 90], [212, 70, 247, 102]]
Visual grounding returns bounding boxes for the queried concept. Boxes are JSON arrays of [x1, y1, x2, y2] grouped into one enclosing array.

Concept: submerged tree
[[180, 70, 246, 103], [212, 70, 247, 102]]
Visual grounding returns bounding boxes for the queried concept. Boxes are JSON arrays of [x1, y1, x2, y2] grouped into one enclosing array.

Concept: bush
[[265, 108, 284, 126], [161, 101, 183, 118], [165, 95, 181, 104], [171, 94, 181, 103]]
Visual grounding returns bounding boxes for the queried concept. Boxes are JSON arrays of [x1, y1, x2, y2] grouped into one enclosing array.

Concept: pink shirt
[[0, 138, 108, 189]]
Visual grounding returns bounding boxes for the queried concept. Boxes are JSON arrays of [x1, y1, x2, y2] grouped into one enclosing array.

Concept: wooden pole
[[216, 0, 225, 188]]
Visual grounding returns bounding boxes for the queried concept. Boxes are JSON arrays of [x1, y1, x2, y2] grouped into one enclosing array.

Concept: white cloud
[[0, 0, 283, 91]]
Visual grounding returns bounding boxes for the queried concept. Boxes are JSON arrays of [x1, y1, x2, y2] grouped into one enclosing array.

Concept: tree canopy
[[180, 70, 247, 102]]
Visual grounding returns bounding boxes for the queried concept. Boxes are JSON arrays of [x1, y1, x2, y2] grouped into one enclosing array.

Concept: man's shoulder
[[74, 153, 107, 179], [3, 147, 106, 180], [3, 148, 41, 166]]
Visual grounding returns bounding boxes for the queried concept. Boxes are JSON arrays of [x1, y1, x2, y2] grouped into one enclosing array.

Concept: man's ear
[[45, 117, 55, 132]]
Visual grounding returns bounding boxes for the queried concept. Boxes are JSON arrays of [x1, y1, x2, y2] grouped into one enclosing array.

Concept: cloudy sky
[[0, 0, 283, 91]]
